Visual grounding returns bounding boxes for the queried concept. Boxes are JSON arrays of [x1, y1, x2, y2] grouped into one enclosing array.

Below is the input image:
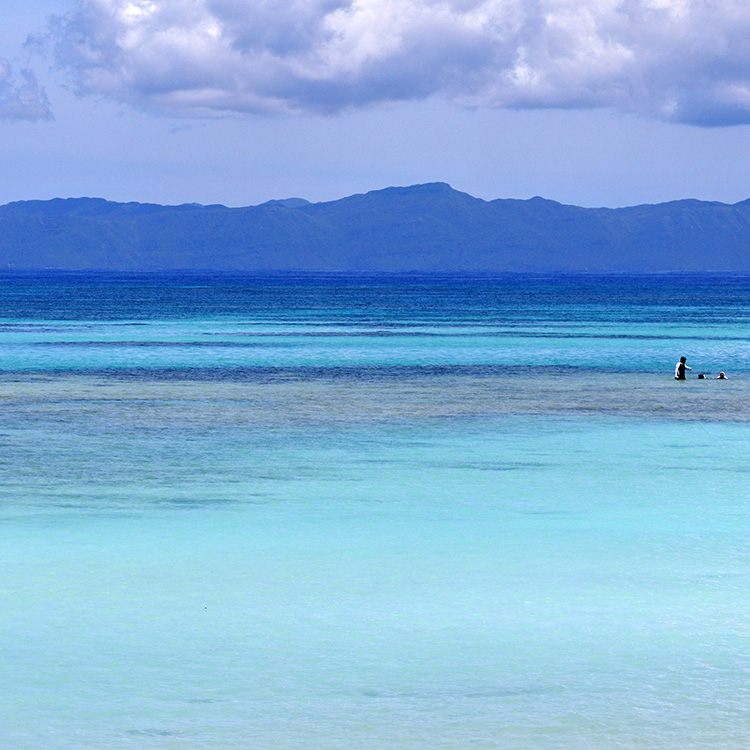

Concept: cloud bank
[[45, 0, 750, 125], [0, 59, 52, 121]]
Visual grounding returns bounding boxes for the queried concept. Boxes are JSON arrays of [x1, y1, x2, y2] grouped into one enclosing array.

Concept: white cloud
[[43, 0, 750, 124], [0, 58, 53, 121]]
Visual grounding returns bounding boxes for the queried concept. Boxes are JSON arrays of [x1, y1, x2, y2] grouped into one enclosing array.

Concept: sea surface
[[2, 271, 750, 749]]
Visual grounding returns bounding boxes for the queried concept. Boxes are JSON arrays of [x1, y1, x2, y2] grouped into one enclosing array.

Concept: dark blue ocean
[[2, 272, 750, 749]]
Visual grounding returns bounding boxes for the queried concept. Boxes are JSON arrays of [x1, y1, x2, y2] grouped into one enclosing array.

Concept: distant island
[[1, 182, 750, 272]]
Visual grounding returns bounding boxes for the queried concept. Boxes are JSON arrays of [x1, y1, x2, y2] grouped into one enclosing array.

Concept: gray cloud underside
[[43, 0, 750, 125], [0, 59, 52, 121]]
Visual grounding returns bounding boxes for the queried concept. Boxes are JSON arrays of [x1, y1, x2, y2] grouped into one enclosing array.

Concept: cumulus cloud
[[43, 0, 750, 124], [0, 58, 52, 121]]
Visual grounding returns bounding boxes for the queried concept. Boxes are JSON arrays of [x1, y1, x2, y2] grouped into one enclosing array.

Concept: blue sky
[[3, 0, 750, 208]]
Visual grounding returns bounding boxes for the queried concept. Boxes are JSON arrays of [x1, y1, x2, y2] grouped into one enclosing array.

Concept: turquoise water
[[2, 273, 750, 749]]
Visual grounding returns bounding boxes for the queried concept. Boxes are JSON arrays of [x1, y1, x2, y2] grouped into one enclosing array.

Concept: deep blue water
[[3, 271, 750, 323]]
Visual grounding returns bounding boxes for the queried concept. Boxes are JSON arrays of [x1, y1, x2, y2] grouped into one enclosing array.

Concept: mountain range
[[1, 182, 750, 272]]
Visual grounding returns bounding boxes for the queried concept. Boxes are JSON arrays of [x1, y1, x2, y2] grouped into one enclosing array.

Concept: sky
[[3, 0, 750, 209]]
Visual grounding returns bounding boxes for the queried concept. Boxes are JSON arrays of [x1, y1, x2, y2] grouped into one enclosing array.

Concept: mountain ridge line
[[1, 182, 749, 272]]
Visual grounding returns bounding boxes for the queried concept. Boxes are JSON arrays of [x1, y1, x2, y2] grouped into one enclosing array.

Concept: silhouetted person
[[674, 356, 691, 380]]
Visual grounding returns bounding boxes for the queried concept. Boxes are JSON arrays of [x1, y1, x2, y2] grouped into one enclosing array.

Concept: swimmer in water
[[674, 356, 691, 380]]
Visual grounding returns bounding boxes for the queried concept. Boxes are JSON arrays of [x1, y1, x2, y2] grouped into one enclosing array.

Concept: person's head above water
[[680, 356, 687, 363]]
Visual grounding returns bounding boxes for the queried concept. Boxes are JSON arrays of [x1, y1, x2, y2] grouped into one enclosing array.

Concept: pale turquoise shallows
[[2, 273, 750, 749]]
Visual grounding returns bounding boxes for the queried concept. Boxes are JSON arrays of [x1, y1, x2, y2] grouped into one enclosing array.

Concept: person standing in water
[[675, 356, 691, 380]]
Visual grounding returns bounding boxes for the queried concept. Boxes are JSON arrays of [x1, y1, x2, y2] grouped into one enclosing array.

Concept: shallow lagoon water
[[2, 273, 750, 749]]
